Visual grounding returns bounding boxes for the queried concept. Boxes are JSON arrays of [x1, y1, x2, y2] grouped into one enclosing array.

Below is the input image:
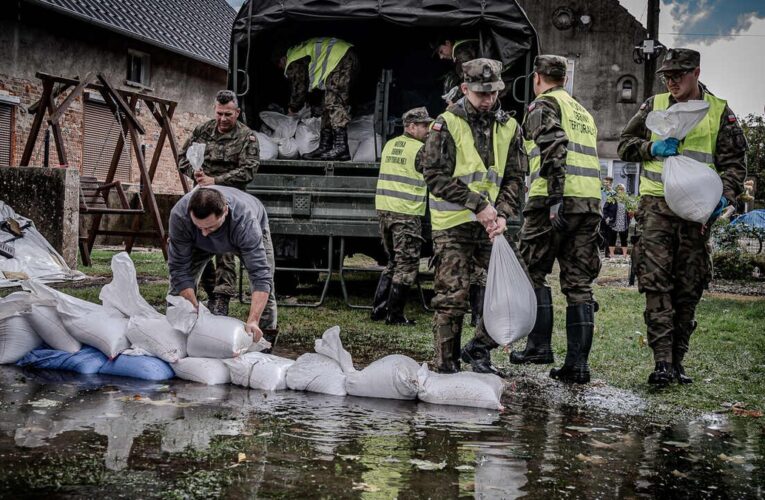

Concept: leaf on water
[[410, 459, 447, 470], [718, 454, 747, 464], [238, 453, 247, 463], [27, 398, 61, 408], [576, 453, 606, 465], [455, 465, 475, 471], [338, 454, 360, 461], [663, 441, 691, 448], [117, 396, 194, 408], [257, 432, 273, 438], [671, 469, 688, 478], [589, 439, 616, 450], [732, 407, 763, 418], [352, 482, 380, 492]]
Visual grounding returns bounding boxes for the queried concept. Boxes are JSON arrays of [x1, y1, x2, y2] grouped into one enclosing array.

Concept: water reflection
[[0, 366, 762, 497]]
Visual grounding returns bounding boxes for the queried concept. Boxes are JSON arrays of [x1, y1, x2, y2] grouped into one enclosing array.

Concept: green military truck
[[229, 0, 538, 297]]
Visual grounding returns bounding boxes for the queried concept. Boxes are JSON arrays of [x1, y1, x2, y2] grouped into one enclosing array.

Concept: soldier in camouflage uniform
[[178, 90, 260, 318], [372, 107, 433, 325], [434, 38, 480, 102], [276, 38, 359, 161], [618, 48, 746, 385], [420, 59, 526, 375], [509, 55, 603, 384]]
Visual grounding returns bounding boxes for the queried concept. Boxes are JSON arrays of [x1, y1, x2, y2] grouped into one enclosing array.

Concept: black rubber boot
[[386, 283, 415, 325], [648, 361, 673, 386], [673, 319, 696, 385], [320, 127, 351, 161], [370, 274, 393, 321], [302, 126, 333, 160], [209, 294, 230, 316], [461, 339, 506, 378], [261, 328, 279, 354], [468, 284, 485, 327], [549, 302, 595, 384], [510, 287, 554, 365]]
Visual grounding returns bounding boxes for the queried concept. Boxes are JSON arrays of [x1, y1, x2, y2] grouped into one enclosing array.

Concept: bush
[[712, 250, 765, 280]]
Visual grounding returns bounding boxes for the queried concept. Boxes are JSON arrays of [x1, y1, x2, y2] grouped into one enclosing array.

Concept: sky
[[224, 0, 764, 117], [619, 0, 765, 117]]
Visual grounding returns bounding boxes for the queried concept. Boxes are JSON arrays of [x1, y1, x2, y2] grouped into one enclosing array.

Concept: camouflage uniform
[[443, 40, 479, 92], [286, 48, 360, 129], [378, 211, 423, 285], [618, 49, 746, 375], [178, 119, 259, 299], [420, 59, 526, 372]]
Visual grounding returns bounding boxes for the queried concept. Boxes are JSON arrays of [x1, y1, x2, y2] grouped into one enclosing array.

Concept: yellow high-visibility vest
[[527, 89, 601, 199], [285, 38, 352, 90], [429, 111, 518, 231], [375, 135, 427, 216], [640, 92, 727, 197]]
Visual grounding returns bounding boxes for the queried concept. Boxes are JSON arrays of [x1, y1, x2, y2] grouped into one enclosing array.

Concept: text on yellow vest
[[375, 135, 427, 216]]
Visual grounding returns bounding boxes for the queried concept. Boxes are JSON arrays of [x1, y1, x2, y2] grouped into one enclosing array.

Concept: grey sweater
[[168, 186, 271, 294]]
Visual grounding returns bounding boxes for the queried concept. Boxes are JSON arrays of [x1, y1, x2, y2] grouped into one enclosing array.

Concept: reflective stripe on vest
[[285, 38, 352, 90], [429, 111, 518, 231], [640, 92, 727, 197], [375, 135, 427, 216], [527, 89, 601, 199]]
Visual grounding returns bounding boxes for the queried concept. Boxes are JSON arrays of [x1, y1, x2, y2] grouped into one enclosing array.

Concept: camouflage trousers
[[200, 253, 238, 298], [322, 49, 359, 129], [519, 209, 602, 305], [431, 222, 499, 365], [169, 231, 278, 330], [633, 196, 711, 363], [378, 211, 423, 286]]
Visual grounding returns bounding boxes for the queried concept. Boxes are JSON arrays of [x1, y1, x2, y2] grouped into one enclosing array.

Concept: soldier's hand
[[549, 201, 569, 232], [476, 204, 498, 230], [488, 217, 507, 241], [194, 170, 215, 186], [650, 138, 680, 158], [245, 321, 264, 342]]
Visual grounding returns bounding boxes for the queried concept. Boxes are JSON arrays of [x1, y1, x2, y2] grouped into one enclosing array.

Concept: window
[[82, 95, 132, 182], [0, 102, 14, 166], [617, 75, 638, 103], [127, 50, 151, 86]]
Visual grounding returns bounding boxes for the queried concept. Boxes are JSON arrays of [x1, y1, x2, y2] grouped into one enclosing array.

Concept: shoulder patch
[[639, 102, 647, 111], [528, 102, 536, 112], [727, 114, 737, 123], [249, 135, 258, 141], [432, 122, 443, 132]]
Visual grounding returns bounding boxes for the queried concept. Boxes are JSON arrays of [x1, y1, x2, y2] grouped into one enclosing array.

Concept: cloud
[[663, 0, 765, 45]]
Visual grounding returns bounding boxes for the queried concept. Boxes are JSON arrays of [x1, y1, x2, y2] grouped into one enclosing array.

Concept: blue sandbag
[[16, 345, 107, 374], [99, 354, 175, 381]]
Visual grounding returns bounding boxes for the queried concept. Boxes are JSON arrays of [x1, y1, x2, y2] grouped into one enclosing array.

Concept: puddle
[[0, 366, 763, 498]]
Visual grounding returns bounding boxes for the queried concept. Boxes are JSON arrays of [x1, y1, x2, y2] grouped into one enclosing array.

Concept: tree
[[742, 114, 765, 206]]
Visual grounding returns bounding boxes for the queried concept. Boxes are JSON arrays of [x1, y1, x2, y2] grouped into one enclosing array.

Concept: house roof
[[26, 0, 236, 69]]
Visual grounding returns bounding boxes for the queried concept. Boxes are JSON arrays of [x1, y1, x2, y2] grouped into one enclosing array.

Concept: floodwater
[[0, 366, 762, 499]]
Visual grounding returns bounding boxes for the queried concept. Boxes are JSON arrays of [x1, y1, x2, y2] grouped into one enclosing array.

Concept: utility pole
[[644, 0, 661, 100]]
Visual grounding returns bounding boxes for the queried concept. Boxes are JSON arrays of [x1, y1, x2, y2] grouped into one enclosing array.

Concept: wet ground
[[1, 366, 763, 498]]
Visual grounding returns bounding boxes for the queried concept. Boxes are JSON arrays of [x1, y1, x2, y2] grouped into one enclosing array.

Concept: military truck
[[228, 0, 538, 296]]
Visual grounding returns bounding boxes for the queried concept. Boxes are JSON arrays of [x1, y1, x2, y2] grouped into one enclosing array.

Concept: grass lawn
[[35, 249, 765, 415]]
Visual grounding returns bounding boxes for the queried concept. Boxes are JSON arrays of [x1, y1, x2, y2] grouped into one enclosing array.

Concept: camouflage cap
[[656, 48, 700, 73], [402, 106, 433, 125], [534, 54, 567, 79], [462, 58, 505, 92]]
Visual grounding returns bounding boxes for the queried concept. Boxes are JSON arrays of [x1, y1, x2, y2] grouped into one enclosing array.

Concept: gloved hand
[[707, 196, 729, 225], [549, 198, 568, 232], [650, 138, 680, 158]]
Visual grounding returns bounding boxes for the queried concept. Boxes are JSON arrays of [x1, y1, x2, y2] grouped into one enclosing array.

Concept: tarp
[[731, 209, 765, 229], [229, 0, 538, 123]]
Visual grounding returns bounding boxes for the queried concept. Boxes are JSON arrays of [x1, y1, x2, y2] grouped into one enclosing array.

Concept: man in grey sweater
[[168, 186, 276, 340]]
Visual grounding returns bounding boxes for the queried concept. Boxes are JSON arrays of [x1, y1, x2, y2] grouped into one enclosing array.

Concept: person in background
[[604, 183, 631, 258], [600, 176, 615, 258]]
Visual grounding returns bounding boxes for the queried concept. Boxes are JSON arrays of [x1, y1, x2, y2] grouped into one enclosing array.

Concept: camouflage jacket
[[617, 85, 747, 204], [443, 40, 480, 91], [178, 119, 259, 189], [419, 98, 526, 222], [523, 86, 601, 214]]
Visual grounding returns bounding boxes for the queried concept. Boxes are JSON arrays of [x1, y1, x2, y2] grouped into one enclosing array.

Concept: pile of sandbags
[[259, 109, 320, 159]]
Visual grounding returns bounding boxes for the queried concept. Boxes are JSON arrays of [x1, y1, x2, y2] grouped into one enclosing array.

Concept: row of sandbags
[[257, 109, 382, 162]]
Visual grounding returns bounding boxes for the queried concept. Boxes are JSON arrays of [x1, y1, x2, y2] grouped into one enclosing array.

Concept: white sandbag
[[483, 236, 537, 347], [417, 364, 505, 410], [0, 314, 43, 364], [223, 352, 294, 391], [259, 111, 299, 139], [645, 100, 722, 224], [347, 114, 375, 143], [285, 353, 347, 396], [246, 337, 272, 353], [126, 316, 187, 363], [277, 137, 300, 159], [255, 132, 278, 160], [345, 355, 419, 400], [314, 326, 355, 373], [27, 304, 81, 353], [352, 135, 382, 162], [295, 118, 320, 156], [24, 280, 129, 358], [173, 357, 231, 385], [166, 295, 252, 358], [99, 252, 161, 318]]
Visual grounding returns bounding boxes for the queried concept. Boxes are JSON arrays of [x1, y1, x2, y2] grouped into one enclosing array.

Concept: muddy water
[[0, 366, 762, 499]]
